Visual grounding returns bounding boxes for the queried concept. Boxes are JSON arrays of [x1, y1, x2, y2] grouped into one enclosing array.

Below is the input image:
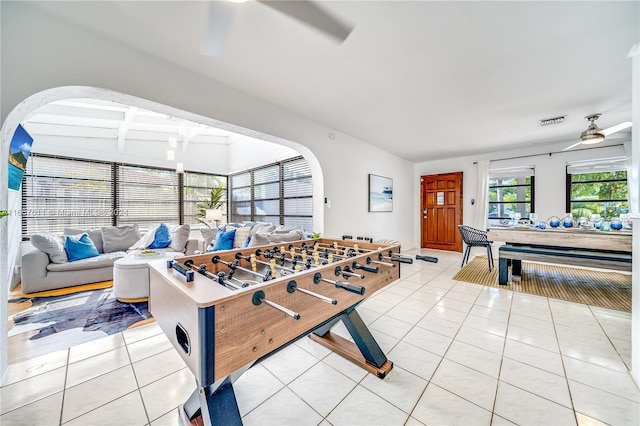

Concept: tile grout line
[[58, 348, 71, 426]]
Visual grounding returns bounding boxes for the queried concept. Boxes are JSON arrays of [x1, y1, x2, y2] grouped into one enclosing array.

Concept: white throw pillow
[[233, 226, 252, 249], [129, 224, 160, 250], [169, 224, 190, 252]]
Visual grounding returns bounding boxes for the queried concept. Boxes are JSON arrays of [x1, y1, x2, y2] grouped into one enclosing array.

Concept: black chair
[[458, 225, 494, 271]]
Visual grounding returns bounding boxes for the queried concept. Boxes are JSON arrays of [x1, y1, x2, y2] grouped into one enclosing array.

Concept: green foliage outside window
[[569, 171, 628, 219], [488, 177, 533, 219]]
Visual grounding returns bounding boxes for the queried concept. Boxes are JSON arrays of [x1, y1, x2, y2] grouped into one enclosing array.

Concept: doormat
[[9, 287, 152, 340], [453, 256, 632, 312]]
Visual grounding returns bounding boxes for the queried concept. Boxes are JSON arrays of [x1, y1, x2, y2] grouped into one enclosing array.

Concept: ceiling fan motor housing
[[580, 114, 605, 144]]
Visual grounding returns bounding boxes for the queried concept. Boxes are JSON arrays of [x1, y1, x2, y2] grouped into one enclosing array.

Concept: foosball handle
[[352, 261, 379, 274], [168, 260, 194, 282], [391, 256, 414, 264], [335, 280, 366, 295], [416, 255, 438, 263]]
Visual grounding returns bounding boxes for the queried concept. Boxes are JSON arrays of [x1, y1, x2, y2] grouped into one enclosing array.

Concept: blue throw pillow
[[148, 223, 172, 249], [212, 228, 236, 251], [64, 233, 100, 262]]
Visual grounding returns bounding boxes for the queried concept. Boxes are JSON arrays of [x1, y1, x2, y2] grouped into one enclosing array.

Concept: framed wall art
[[368, 174, 393, 212]]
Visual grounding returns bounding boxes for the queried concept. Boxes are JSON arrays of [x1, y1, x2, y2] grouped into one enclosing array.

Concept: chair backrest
[[457, 225, 489, 244]]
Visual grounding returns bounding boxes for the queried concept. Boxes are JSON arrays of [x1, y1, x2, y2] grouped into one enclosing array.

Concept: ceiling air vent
[[539, 116, 566, 126]]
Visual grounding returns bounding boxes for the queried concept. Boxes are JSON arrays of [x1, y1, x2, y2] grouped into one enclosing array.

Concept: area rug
[[9, 286, 152, 340], [453, 256, 632, 312]]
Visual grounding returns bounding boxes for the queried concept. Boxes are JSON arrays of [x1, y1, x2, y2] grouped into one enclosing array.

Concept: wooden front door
[[420, 172, 463, 252]]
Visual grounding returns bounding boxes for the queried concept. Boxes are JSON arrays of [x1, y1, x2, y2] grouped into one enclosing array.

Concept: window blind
[[22, 155, 114, 237], [566, 157, 628, 174], [229, 156, 313, 231], [116, 164, 179, 228], [489, 166, 535, 179]]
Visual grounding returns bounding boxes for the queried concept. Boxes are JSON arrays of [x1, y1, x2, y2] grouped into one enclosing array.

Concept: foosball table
[[148, 237, 413, 426]]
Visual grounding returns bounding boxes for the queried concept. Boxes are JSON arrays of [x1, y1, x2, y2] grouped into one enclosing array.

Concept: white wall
[[414, 141, 629, 244], [228, 137, 300, 173], [0, 1, 415, 378]]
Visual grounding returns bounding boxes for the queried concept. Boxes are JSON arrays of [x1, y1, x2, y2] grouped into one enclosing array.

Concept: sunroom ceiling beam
[[118, 106, 138, 153]]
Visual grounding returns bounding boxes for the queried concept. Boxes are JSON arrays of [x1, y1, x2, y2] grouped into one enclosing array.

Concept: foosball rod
[[351, 260, 379, 274], [313, 272, 365, 295], [313, 242, 414, 264], [378, 251, 414, 264], [211, 255, 271, 281], [272, 246, 341, 266], [286, 280, 337, 305], [236, 252, 296, 274], [366, 256, 395, 268], [252, 290, 300, 320], [260, 249, 313, 271], [183, 260, 247, 290], [273, 247, 327, 267], [295, 244, 356, 260], [334, 266, 365, 279]]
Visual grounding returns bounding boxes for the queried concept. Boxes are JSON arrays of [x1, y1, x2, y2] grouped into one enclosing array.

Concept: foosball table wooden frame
[[148, 237, 411, 426]]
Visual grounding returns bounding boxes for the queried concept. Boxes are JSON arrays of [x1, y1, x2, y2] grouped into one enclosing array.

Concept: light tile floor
[[2, 248, 638, 425]]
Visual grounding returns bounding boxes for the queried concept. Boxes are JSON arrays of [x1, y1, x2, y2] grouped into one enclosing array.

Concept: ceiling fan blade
[[203, 1, 236, 56], [258, 0, 353, 42], [601, 121, 632, 136], [562, 141, 583, 151]]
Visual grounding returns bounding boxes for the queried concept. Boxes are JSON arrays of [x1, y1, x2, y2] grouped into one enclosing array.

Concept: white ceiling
[[27, 1, 639, 162]]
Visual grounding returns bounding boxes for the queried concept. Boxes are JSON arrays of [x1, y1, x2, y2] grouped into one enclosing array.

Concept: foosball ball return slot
[[148, 237, 405, 426]]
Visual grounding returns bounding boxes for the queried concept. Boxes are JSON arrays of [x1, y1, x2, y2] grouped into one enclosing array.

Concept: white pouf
[[113, 253, 180, 302]]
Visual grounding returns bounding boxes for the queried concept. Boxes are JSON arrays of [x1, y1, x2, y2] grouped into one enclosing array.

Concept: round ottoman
[[113, 253, 181, 302]]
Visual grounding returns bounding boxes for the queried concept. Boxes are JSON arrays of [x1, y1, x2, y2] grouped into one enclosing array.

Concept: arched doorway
[[0, 86, 325, 377]]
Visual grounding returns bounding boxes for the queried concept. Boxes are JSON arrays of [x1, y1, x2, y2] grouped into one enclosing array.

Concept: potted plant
[[196, 186, 225, 228]]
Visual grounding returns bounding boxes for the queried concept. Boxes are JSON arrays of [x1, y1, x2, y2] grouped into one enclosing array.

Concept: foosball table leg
[[180, 377, 242, 426], [310, 308, 393, 379]]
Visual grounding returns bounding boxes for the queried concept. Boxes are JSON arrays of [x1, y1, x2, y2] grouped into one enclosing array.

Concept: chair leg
[[461, 246, 470, 267], [487, 245, 493, 272]]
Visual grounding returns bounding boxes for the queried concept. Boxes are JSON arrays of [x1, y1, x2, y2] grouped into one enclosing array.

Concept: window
[[21, 153, 228, 239], [116, 164, 180, 228], [22, 155, 114, 237], [229, 156, 313, 231], [566, 158, 628, 219], [183, 172, 227, 226], [488, 167, 535, 222]]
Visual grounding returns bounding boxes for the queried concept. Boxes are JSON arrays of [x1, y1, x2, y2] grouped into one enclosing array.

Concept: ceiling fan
[[562, 114, 632, 151], [204, 0, 354, 56]]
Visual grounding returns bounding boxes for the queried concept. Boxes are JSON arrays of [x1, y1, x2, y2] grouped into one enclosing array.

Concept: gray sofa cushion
[[30, 232, 68, 264], [250, 223, 276, 235], [247, 230, 303, 247], [102, 225, 140, 253], [47, 252, 127, 272], [169, 224, 190, 252], [200, 228, 217, 251], [64, 227, 105, 253]]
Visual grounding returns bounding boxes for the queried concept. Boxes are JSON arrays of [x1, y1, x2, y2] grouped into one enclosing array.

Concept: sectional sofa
[[21, 224, 198, 293]]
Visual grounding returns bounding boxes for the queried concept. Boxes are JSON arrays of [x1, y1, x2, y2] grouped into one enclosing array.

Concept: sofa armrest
[[21, 249, 50, 286], [185, 238, 199, 255]]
